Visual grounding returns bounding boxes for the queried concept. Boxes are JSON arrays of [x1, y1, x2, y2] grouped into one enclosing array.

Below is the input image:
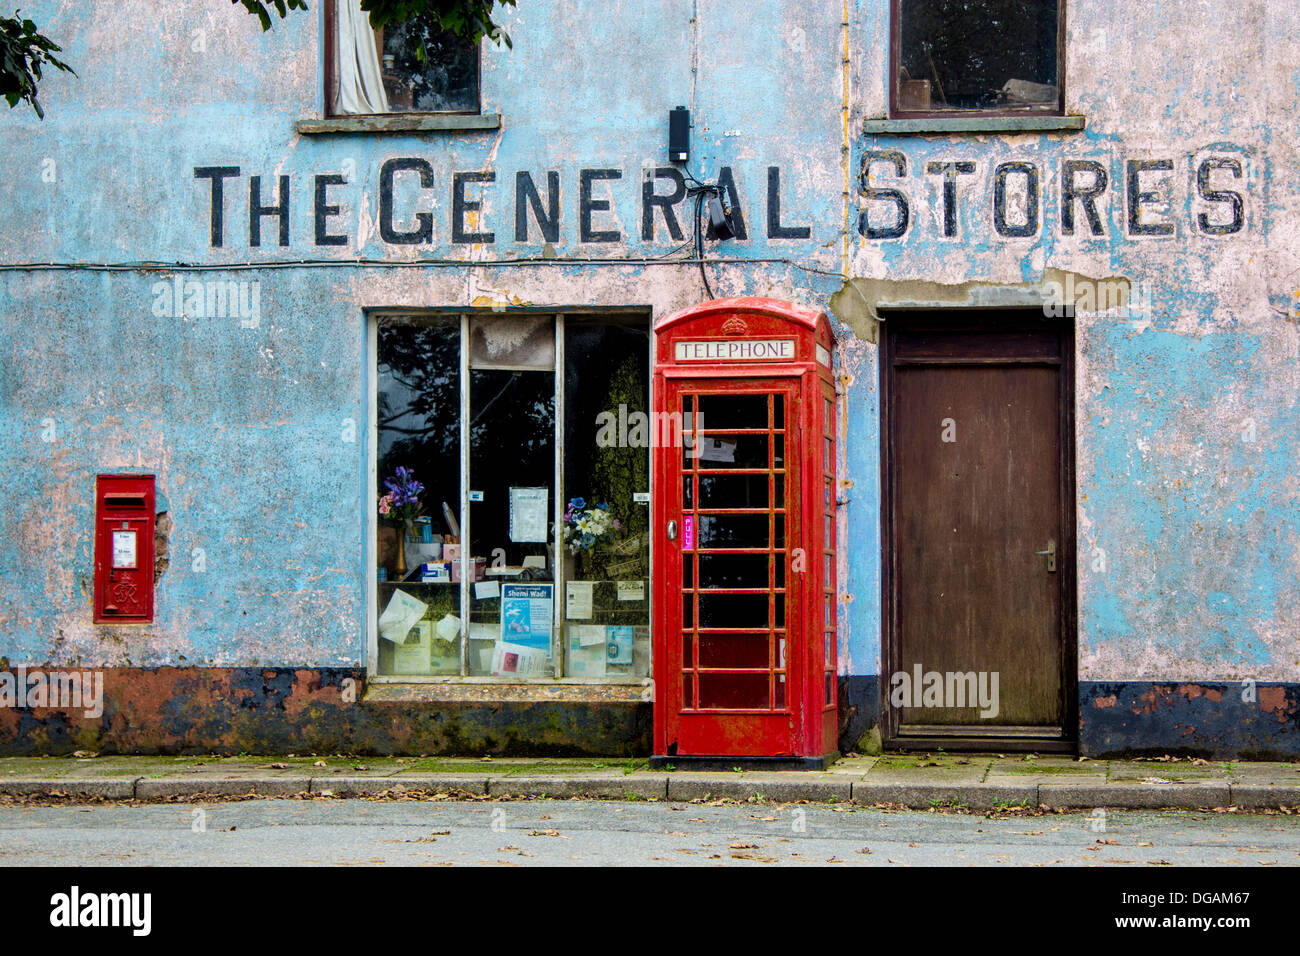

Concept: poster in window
[[509, 487, 550, 543], [494, 582, 554, 677]]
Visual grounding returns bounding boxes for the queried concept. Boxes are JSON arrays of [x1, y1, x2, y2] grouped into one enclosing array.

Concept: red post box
[[652, 298, 838, 768], [93, 475, 156, 624]]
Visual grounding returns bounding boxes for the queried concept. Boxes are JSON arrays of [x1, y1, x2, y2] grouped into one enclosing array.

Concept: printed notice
[[570, 624, 606, 647], [474, 579, 501, 600], [616, 580, 645, 602], [565, 581, 594, 620], [378, 589, 429, 644], [509, 487, 549, 543], [111, 530, 137, 569]]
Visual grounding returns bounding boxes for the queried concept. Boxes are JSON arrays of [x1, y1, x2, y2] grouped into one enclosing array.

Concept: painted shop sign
[[858, 148, 1251, 240], [191, 162, 811, 249]]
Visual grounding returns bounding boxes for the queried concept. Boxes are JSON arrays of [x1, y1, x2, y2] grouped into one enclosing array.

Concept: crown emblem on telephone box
[[721, 317, 748, 336]]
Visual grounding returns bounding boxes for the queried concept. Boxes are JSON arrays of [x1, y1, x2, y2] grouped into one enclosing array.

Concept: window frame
[[323, 0, 483, 120], [366, 307, 656, 685], [889, 0, 1067, 120]]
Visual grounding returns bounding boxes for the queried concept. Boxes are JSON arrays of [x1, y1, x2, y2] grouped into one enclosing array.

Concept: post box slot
[[104, 494, 147, 508]]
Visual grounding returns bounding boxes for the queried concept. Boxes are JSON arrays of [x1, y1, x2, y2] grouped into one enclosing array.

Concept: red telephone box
[[652, 298, 838, 768]]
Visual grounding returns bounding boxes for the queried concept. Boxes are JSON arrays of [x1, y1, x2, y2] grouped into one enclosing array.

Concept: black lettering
[[580, 169, 622, 243], [313, 174, 347, 246], [452, 171, 495, 244], [379, 158, 434, 245], [194, 166, 240, 248], [515, 171, 559, 243], [249, 174, 290, 247], [858, 150, 909, 240], [1062, 160, 1108, 236], [767, 166, 810, 239], [1197, 158, 1244, 236], [1127, 159, 1174, 237], [924, 160, 975, 237], [641, 167, 686, 241], [708, 167, 747, 240], [993, 162, 1040, 238]]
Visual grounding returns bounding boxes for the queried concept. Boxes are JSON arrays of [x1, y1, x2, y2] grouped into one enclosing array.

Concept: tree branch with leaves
[[5, 0, 517, 119]]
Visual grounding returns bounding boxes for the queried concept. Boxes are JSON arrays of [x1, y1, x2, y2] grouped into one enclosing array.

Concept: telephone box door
[[659, 378, 804, 757]]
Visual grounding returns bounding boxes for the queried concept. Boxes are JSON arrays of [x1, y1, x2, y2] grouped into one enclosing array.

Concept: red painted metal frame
[[653, 298, 837, 762]]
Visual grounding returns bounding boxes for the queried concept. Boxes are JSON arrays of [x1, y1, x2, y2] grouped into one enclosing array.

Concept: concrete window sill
[[296, 113, 502, 135], [364, 679, 652, 705], [863, 115, 1086, 135]]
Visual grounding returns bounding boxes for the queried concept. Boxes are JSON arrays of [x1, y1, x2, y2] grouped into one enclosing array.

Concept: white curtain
[[334, 0, 389, 115]]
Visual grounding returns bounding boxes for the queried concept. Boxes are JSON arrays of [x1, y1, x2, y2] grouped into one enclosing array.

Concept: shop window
[[891, 0, 1063, 116], [374, 312, 651, 681], [329, 0, 479, 116]]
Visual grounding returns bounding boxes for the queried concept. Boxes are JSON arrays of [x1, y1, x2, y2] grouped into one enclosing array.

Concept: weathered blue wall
[[0, 0, 1297, 755]]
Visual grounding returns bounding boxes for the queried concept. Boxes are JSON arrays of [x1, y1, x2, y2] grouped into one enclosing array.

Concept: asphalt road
[[0, 799, 1297, 866]]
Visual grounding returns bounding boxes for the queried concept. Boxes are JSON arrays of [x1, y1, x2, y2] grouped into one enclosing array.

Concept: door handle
[[1035, 540, 1057, 573], [667, 520, 678, 542]]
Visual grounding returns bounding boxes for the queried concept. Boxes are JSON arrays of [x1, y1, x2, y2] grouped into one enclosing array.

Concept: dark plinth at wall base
[[1080, 681, 1300, 760], [837, 674, 880, 753], [650, 754, 838, 771], [0, 667, 650, 757]]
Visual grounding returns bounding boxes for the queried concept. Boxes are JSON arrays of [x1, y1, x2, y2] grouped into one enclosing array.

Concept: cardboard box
[[451, 557, 487, 583]]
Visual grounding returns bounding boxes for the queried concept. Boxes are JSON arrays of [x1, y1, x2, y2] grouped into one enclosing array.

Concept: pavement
[[3, 800, 1297, 866], [0, 752, 1298, 810]]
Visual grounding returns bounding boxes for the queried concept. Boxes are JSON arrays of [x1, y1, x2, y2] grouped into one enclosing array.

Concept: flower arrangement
[[562, 497, 622, 554], [378, 466, 424, 527]]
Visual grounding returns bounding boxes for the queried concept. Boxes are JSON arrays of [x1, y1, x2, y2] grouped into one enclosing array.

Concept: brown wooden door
[[883, 315, 1075, 747]]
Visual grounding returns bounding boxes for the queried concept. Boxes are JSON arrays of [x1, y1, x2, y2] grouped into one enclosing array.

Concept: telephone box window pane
[[896, 0, 1060, 114], [699, 633, 769, 669], [699, 593, 769, 629], [775, 674, 786, 709], [773, 396, 784, 429], [469, 368, 555, 675], [696, 394, 769, 429], [682, 633, 694, 669], [682, 676, 696, 709], [698, 474, 770, 509], [699, 514, 769, 549], [699, 673, 770, 710], [698, 553, 768, 589], [563, 319, 651, 678], [697, 434, 769, 470], [376, 317, 462, 677]]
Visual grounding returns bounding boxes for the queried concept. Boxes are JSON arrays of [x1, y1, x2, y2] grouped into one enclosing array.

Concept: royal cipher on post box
[[93, 475, 156, 624], [652, 298, 839, 768]]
